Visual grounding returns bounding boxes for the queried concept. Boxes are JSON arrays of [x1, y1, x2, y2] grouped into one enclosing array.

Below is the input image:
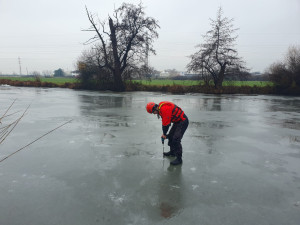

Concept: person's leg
[[170, 117, 189, 165]]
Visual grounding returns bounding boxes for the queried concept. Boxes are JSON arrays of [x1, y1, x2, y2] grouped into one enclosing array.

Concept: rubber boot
[[163, 150, 175, 157], [170, 156, 182, 166]]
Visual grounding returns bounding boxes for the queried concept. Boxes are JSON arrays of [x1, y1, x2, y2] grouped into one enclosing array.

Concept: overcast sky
[[0, 0, 299, 75]]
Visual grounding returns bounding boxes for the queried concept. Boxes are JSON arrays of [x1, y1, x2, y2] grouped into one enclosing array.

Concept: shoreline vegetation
[[0, 77, 299, 95]]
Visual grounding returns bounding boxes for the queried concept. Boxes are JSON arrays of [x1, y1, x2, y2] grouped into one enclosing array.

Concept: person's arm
[[162, 124, 170, 136], [160, 106, 172, 136]]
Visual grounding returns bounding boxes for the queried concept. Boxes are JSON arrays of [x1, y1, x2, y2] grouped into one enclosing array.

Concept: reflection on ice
[[158, 165, 183, 219], [288, 136, 300, 143], [190, 121, 232, 129]]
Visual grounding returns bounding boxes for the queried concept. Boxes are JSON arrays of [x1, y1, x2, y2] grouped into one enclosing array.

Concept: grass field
[[0, 77, 78, 84], [133, 79, 273, 87], [0, 77, 273, 87]]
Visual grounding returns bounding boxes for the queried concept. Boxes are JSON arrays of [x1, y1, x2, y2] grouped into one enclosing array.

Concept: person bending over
[[146, 101, 189, 165]]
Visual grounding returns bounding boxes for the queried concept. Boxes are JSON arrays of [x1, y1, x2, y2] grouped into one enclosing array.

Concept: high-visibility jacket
[[158, 101, 186, 127]]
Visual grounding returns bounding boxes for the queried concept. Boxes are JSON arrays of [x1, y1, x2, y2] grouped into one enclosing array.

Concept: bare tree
[[201, 69, 212, 86], [285, 46, 300, 78], [187, 7, 246, 88], [83, 2, 159, 91], [77, 46, 113, 88], [268, 45, 300, 89]]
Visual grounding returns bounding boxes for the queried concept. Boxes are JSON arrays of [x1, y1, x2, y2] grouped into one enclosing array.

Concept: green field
[[0, 77, 273, 87], [133, 79, 273, 87], [0, 77, 78, 84]]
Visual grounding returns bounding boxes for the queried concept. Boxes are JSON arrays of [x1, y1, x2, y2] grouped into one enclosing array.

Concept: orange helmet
[[146, 102, 157, 113]]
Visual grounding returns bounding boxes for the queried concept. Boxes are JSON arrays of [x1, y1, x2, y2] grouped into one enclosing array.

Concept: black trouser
[[167, 114, 189, 158]]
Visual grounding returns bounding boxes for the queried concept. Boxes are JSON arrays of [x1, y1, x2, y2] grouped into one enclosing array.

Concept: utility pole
[[18, 57, 22, 76]]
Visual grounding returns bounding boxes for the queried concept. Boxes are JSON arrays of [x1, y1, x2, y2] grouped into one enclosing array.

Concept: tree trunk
[[214, 65, 226, 89], [109, 18, 125, 91]]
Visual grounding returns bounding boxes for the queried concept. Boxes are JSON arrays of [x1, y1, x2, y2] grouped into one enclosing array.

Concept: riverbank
[[0, 77, 299, 95]]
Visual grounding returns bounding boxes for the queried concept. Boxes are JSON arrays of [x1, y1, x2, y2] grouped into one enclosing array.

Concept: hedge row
[[1, 78, 299, 95], [126, 82, 277, 95], [0, 79, 79, 89]]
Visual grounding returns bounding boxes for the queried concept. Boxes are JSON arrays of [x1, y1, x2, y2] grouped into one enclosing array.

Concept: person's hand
[[161, 134, 167, 139]]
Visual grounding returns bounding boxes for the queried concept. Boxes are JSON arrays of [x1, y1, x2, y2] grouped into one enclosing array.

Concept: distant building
[[159, 71, 170, 77], [251, 72, 261, 76], [71, 70, 80, 77]]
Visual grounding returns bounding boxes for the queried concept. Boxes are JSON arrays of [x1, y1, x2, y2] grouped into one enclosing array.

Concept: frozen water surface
[[0, 86, 300, 225]]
